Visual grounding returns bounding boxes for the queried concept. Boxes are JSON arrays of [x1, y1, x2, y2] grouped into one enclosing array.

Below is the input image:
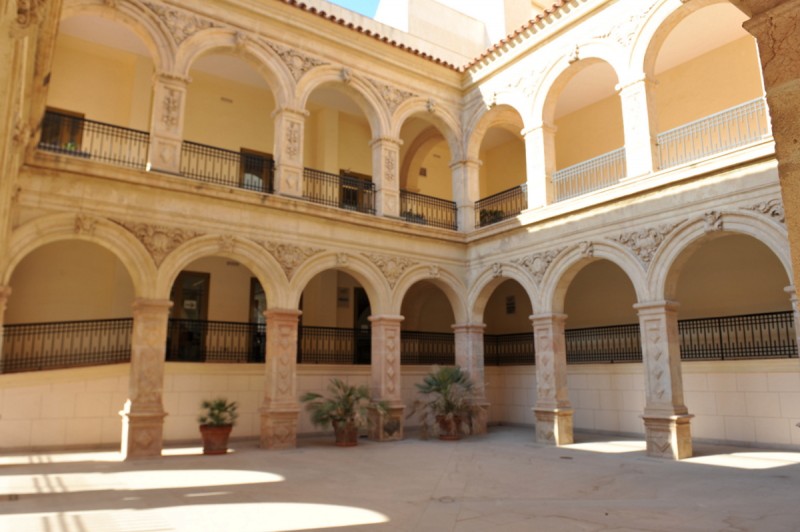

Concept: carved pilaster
[[370, 137, 403, 218], [260, 309, 301, 449], [450, 158, 481, 232], [635, 301, 692, 459], [121, 299, 172, 460], [368, 315, 404, 441], [617, 77, 658, 177], [522, 122, 556, 209], [453, 323, 489, 435], [531, 313, 573, 446], [273, 107, 307, 198], [148, 73, 190, 174]]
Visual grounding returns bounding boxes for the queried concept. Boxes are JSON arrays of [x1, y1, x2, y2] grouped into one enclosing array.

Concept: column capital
[[615, 75, 656, 94], [452, 323, 486, 334], [633, 300, 680, 313], [530, 313, 567, 324], [264, 308, 302, 320], [132, 298, 173, 314], [369, 136, 403, 148], [153, 71, 191, 86], [449, 157, 482, 170], [521, 121, 557, 137], [368, 314, 404, 325], [271, 106, 310, 119]]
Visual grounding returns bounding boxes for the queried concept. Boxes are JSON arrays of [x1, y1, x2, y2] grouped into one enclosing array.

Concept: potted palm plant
[[301, 378, 386, 446], [198, 398, 238, 455], [408, 365, 481, 440]]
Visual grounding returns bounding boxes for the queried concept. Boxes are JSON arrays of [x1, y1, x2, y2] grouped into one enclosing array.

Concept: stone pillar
[[120, 299, 172, 460], [273, 107, 308, 198], [260, 309, 301, 449], [530, 313, 573, 445], [617, 76, 658, 177], [371, 137, 403, 218], [635, 301, 693, 460], [453, 323, 489, 435], [785, 286, 800, 353], [0, 286, 11, 373], [522, 122, 556, 209], [450, 158, 481, 232], [147, 73, 190, 175], [368, 315, 405, 441]]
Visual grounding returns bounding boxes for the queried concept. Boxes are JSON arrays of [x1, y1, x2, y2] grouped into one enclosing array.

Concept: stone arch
[[296, 67, 389, 138], [156, 235, 288, 307], [391, 265, 468, 324], [174, 29, 293, 105], [542, 242, 648, 314], [62, 0, 174, 72], [468, 263, 538, 324], [651, 211, 792, 301], [391, 98, 462, 161], [289, 253, 391, 316], [398, 126, 442, 191], [4, 213, 156, 299], [464, 104, 526, 162]]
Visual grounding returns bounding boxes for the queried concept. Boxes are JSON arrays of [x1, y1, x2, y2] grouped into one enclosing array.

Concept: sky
[[328, 0, 380, 17]]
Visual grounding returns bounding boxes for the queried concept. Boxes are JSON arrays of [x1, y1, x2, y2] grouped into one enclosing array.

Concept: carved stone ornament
[[704, 211, 723, 233], [160, 88, 181, 132], [593, 0, 659, 47], [567, 44, 580, 64], [115, 221, 202, 265], [340, 68, 352, 84], [505, 65, 547, 98], [513, 248, 565, 285], [285, 121, 301, 160], [745, 199, 785, 224], [428, 265, 440, 279], [234, 31, 248, 50], [491, 262, 503, 278], [384, 150, 396, 182], [144, 2, 223, 44], [12, 117, 30, 147], [611, 223, 682, 266], [262, 241, 323, 279], [264, 41, 326, 81], [578, 241, 594, 258], [74, 214, 98, 236], [364, 253, 417, 288], [218, 234, 236, 253], [336, 253, 349, 266], [16, 0, 48, 29], [426, 98, 436, 113], [369, 79, 416, 113]]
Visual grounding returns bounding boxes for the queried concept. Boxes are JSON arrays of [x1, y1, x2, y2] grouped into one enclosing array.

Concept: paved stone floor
[[2, 427, 800, 531]]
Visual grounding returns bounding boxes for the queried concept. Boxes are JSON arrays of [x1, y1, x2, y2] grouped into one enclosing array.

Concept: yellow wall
[[301, 271, 363, 328], [564, 260, 638, 328], [656, 37, 763, 132], [304, 108, 372, 178], [484, 280, 533, 334], [47, 34, 153, 129], [7, 241, 134, 324], [406, 139, 453, 199], [183, 69, 275, 154], [338, 114, 373, 177], [554, 95, 624, 170], [400, 282, 455, 332], [181, 257, 254, 323], [479, 137, 526, 197]]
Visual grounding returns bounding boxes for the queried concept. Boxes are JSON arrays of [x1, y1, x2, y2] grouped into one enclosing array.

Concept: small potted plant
[[408, 365, 481, 440], [301, 378, 386, 446], [198, 398, 238, 455]]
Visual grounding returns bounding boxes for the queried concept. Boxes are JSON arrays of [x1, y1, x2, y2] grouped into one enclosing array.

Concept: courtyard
[[2, 426, 800, 531]]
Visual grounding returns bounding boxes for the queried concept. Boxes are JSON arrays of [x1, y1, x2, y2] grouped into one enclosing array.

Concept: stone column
[[530, 313, 573, 445], [368, 315, 405, 441], [450, 158, 481, 232], [522, 122, 556, 209], [371, 137, 403, 218], [147, 73, 190, 175], [617, 76, 658, 177], [0, 286, 11, 373], [635, 301, 693, 460], [120, 299, 172, 460], [272, 107, 308, 198], [260, 309, 301, 449], [785, 286, 800, 352], [453, 323, 489, 435]]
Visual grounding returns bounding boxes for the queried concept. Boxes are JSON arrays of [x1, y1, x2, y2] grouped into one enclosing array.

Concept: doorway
[[168, 271, 210, 361]]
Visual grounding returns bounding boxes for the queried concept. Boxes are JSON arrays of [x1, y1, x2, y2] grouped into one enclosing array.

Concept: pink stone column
[[368, 315, 405, 441], [453, 323, 489, 434], [531, 313, 573, 445], [120, 298, 172, 460], [260, 309, 301, 449], [0, 286, 11, 373], [635, 301, 693, 460]]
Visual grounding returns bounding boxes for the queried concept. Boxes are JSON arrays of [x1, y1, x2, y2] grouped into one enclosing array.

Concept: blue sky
[[328, 0, 379, 17]]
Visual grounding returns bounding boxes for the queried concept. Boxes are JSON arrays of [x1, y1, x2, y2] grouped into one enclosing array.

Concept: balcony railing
[[298, 326, 371, 365], [303, 168, 375, 214], [565, 324, 643, 364], [181, 141, 274, 193], [552, 148, 627, 202], [474, 184, 528, 227], [401, 331, 455, 365], [657, 98, 771, 170], [679, 311, 796, 361], [2, 318, 133, 373], [166, 319, 265, 363], [400, 191, 458, 230], [39, 111, 149, 169], [484, 333, 535, 366]]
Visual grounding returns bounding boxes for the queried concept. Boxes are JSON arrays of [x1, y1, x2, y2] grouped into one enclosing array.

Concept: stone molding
[[363, 253, 417, 288], [260, 241, 323, 279], [113, 220, 203, 265], [745, 198, 785, 224], [368, 78, 416, 112], [610, 222, 683, 267], [143, 1, 224, 44], [263, 41, 327, 81], [512, 248, 565, 285]]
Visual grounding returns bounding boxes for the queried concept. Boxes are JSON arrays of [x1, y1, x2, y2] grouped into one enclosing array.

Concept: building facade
[[1, 0, 799, 460]]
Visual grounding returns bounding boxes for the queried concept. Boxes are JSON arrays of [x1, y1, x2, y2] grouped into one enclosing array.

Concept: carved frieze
[[114, 221, 202, 265], [264, 41, 326, 81], [593, 1, 659, 47], [364, 253, 416, 288], [384, 150, 396, 181], [745, 199, 785, 224], [285, 121, 301, 160], [16, 0, 47, 29], [513, 248, 565, 285], [262, 241, 323, 279], [144, 2, 223, 44], [74, 214, 98, 236], [611, 223, 682, 266], [160, 88, 181, 132], [369, 79, 416, 113]]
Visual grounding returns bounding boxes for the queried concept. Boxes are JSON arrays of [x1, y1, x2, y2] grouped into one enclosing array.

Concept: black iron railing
[[400, 191, 458, 230], [474, 184, 527, 227], [302, 168, 375, 214], [401, 331, 455, 365], [485, 333, 535, 366], [2, 318, 133, 373], [166, 319, 265, 363], [181, 141, 274, 193], [298, 326, 371, 364], [566, 324, 643, 364], [679, 311, 797, 360], [39, 111, 149, 169]]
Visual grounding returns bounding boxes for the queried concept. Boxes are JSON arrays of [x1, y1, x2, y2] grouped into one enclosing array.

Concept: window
[[505, 295, 516, 314], [339, 170, 371, 211], [40, 108, 84, 153], [240, 149, 273, 193]]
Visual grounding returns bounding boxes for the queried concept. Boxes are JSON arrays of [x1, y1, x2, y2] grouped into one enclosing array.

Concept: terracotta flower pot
[[332, 420, 359, 447], [199, 424, 233, 455], [436, 415, 462, 441]]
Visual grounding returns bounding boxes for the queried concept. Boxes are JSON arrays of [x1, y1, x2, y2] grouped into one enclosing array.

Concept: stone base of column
[[260, 408, 299, 450], [642, 414, 693, 460], [471, 401, 490, 435], [533, 407, 574, 446], [120, 404, 167, 460], [368, 404, 404, 442]]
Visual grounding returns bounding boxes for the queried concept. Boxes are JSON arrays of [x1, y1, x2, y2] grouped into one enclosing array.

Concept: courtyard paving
[[1, 427, 800, 531]]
